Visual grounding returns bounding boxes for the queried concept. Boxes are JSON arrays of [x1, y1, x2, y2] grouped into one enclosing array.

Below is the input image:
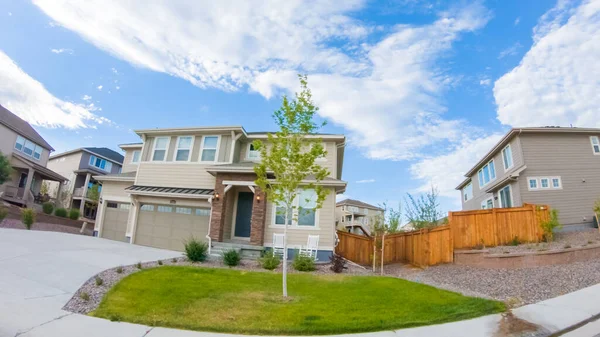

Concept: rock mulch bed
[[0, 218, 93, 236], [487, 229, 600, 255]]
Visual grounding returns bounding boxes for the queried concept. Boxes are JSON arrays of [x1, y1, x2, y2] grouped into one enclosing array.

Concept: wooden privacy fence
[[336, 203, 550, 267]]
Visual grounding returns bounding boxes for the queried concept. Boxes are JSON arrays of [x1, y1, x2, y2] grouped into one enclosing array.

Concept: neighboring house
[[93, 126, 347, 260], [46, 147, 124, 219], [0, 105, 67, 207], [456, 126, 600, 228], [335, 199, 384, 234]]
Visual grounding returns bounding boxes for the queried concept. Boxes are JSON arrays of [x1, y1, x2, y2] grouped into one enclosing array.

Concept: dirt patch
[[0, 218, 93, 236]]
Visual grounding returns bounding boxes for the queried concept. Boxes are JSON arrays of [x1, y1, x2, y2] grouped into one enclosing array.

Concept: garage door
[[135, 204, 210, 251], [101, 202, 130, 242]]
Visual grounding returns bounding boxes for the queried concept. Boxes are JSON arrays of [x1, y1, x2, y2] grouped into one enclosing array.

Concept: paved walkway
[[2, 228, 600, 337]]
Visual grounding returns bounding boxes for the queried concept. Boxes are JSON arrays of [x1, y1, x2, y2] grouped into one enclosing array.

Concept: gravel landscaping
[[487, 228, 600, 254], [0, 218, 93, 236]]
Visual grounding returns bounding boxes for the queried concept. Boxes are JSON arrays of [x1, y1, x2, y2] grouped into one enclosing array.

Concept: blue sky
[[1, 0, 598, 215]]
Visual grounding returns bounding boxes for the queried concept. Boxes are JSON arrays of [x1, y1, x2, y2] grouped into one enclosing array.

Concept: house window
[[119, 203, 131, 210], [463, 182, 473, 201], [14, 136, 43, 160], [247, 143, 260, 160], [552, 178, 561, 188], [33, 145, 42, 160], [528, 178, 538, 189], [152, 137, 169, 161], [200, 136, 219, 162], [540, 178, 549, 188], [23, 139, 34, 156], [157, 205, 172, 213], [175, 136, 193, 161], [274, 202, 292, 225], [529, 176, 562, 191], [107, 202, 118, 208], [477, 160, 496, 187], [176, 207, 192, 214], [131, 150, 141, 163], [481, 198, 493, 209], [591, 136, 600, 154], [195, 208, 210, 216], [141, 205, 154, 211], [89, 155, 112, 172], [502, 145, 513, 170], [499, 185, 512, 208], [15, 136, 25, 151], [297, 189, 317, 227]]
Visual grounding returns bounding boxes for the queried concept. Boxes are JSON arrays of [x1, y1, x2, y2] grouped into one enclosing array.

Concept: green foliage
[[21, 208, 35, 230], [172, 258, 178, 263], [405, 186, 443, 230], [68, 208, 80, 220], [158, 260, 163, 266], [374, 201, 402, 234], [136, 262, 142, 269], [184, 237, 208, 262], [222, 249, 241, 267], [40, 181, 49, 195], [259, 250, 280, 270], [540, 208, 562, 242], [293, 253, 316, 272], [509, 236, 520, 246], [329, 254, 347, 273], [116, 266, 123, 274], [0, 206, 8, 223], [594, 199, 600, 216], [95, 276, 104, 286], [54, 208, 67, 217], [0, 152, 12, 185], [80, 292, 90, 301], [42, 202, 54, 215], [85, 184, 100, 209]]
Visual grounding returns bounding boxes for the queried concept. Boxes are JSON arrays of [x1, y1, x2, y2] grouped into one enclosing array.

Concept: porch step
[[211, 242, 264, 259]]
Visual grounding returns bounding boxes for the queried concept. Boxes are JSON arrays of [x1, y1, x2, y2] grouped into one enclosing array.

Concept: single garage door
[[101, 202, 130, 242], [135, 204, 210, 251]]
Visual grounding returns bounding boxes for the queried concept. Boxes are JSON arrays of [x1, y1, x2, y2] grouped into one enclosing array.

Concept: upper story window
[[14, 135, 44, 160], [152, 137, 169, 161], [89, 155, 112, 172], [477, 159, 496, 188], [247, 143, 260, 160], [200, 136, 219, 162], [528, 176, 562, 191], [175, 136, 193, 161], [591, 136, 600, 154], [502, 145, 513, 170], [463, 182, 473, 201], [131, 150, 141, 163]]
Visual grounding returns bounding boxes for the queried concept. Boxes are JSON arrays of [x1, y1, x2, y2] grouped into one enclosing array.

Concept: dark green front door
[[234, 192, 253, 238]]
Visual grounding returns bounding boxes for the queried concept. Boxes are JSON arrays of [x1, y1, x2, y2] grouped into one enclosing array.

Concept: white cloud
[[497, 42, 522, 59], [494, 0, 600, 128], [336, 194, 350, 202], [0, 50, 111, 129], [96, 85, 103, 91], [50, 48, 73, 55], [514, 17, 520, 26], [111, 67, 119, 75], [479, 78, 491, 86], [115, 86, 120, 90], [82, 94, 92, 101], [356, 179, 376, 184], [8, 12, 12, 16]]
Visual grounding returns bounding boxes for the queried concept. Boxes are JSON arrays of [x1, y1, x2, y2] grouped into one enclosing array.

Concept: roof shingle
[[0, 105, 54, 151]]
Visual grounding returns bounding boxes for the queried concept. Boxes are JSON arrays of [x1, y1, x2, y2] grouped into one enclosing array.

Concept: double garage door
[[135, 204, 210, 251], [100, 202, 130, 242]]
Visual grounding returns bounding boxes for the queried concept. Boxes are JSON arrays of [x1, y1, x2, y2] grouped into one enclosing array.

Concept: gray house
[[46, 147, 124, 219], [456, 127, 600, 228]]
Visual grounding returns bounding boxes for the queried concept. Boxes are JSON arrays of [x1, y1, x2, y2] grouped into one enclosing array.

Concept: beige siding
[[264, 187, 336, 250], [335, 205, 383, 229], [518, 133, 600, 225], [121, 148, 141, 173], [45, 152, 83, 197], [0, 124, 51, 167], [101, 181, 131, 199], [101, 203, 129, 242], [218, 135, 232, 162], [135, 162, 216, 189], [141, 137, 154, 162], [223, 187, 237, 240]]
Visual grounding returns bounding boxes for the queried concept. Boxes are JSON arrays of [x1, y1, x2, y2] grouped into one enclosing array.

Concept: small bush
[[172, 258, 177, 263], [0, 206, 8, 223], [21, 208, 35, 230], [54, 208, 67, 218], [136, 262, 142, 269], [588, 240, 594, 245], [158, 260, 163, 265], [95, 276, 103, 286], [184, 237, 208, 262], [116, 266, 123, 274], [42, 202, 54, 215], [80, 292, 90, 301], [223, 249, 241, 267], [540, 208, 562, 242], [510, 236, 520, 246], [329, 254, 347, 273], [293, 254, 316, 272], [259, 251, 280, 270], [564, 244, 571, 249], [68, 208, 80, 220]]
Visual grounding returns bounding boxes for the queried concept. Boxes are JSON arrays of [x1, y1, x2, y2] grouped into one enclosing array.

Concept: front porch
[[71, 169, 103, 219]]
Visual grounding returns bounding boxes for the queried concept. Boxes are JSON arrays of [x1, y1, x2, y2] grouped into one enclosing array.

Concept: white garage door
[[100, 202, 130, 242], [135, 204, 210, 251]]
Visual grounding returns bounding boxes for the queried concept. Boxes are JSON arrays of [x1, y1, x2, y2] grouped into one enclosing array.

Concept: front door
[[18, 173, 27, 188], [499, 185, 513, 208], [234, 192, 254, 238]]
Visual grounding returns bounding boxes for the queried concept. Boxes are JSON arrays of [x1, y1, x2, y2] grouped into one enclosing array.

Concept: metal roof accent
[[125, 185, 214, 196]]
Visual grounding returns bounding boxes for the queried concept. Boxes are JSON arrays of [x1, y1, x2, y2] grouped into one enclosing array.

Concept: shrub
[[21, 208, 35, 230], [293, 254, 316, 272], [95, 276, 103, 286], [68, 208, 80, 220], [564, 244, 571, 249], [0, 206, 8, 223], [158, 260, 163, 266], [329, 254, 347, 273], [223, 249, 241, 267], [540, 208, 562, 242], [136, 262, 142, 269], [184, 237, 208, 262], [54, 208, 67, 218], [42, 202, 54, 215], [116, 266, 123, 274], [172, 258, 177, 263], [259, 251, 280, 270], [80, 292, 90, 301], [510, 236, 520, 246]]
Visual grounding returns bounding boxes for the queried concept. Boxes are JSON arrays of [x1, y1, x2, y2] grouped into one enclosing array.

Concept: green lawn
[[92, 266, 505, 335]]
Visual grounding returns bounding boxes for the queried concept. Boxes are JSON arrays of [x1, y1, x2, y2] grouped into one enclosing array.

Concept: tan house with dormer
[[94, 126, 346, 259], [335, 199, 384, 235]]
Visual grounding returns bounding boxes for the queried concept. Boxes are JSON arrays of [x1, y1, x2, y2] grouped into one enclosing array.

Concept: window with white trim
[[591, 136, 600, 154], [175, 136, 193, 161], [247, 143, 260, 160], [463, 182, 473, 201], [200, 136, 218, 162], [552, 178, 561, 188], [529, 178, 538, 189], [152, 137, 169, 161], [141, 205, 154, 211], [89, 155, 112, 172], [274, 202, 292, 225], [119, 203, 131, 210], [540, 178, 549, 188], [297, 189, 317, 227], [14, 135, 44, 160], [195, 208, 210, 216], [481, 198, 493, 209], [502, 145, 513, 170], [176, 207, 192, 214], [131, 150, 141, 163], [157, 205, 172, 213], [477, 160, 496, 187], [528, 177, 562, 191]]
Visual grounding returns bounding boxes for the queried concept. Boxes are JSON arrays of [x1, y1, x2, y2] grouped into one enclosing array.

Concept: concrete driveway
[[0, 228, 181, 337]]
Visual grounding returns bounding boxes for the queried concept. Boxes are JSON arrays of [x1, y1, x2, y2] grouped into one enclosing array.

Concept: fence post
[[492, 207, 499, 246], [448, 211, 454, 250]]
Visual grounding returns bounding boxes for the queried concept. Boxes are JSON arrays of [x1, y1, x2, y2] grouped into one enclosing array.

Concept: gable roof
[[84, 147, 124, 164], [0, 104, 54, 151], [336, 198, 383, 211]]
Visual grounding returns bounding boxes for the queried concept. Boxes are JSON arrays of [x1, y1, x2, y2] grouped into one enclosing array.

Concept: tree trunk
[[282, 209, 289, 297]]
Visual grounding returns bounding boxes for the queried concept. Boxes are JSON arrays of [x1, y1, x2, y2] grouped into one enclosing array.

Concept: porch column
[[209, 175, 228, 242], [55, 182, 63, 205], [23, 167, 35, 205], [249, 186, 267, 245], [80, 173, 91, 215]]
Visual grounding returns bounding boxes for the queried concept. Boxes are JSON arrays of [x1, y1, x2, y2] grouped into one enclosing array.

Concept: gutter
[[206, 196, 213, 255]]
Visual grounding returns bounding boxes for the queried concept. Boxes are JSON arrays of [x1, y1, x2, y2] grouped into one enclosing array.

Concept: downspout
[[206, 196, 213, 255]]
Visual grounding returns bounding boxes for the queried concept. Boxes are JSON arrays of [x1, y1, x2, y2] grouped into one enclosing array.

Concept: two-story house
[[46, 147, 124, 219], [456, 127, 600, 228], [93, 126, 347, 259], [335, 199, 384, 235], [0, 105, 67, 207]]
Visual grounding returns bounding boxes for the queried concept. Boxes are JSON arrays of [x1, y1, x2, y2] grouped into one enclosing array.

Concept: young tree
[[379, 201, 402, 233], [0, 152, 12, 185], [254, 75, 329, 298], [404, 186, 443, 229], [85, 184, 100, 208]]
